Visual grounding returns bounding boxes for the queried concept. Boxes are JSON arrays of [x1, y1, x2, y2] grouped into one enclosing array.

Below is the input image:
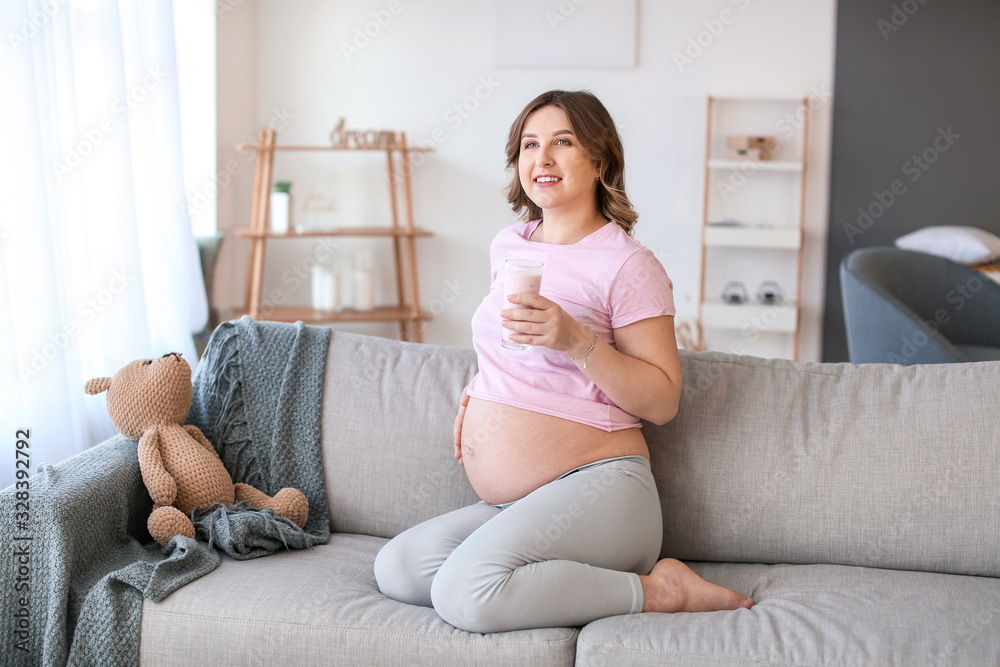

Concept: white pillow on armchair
[[894, 225, 1000, 264]]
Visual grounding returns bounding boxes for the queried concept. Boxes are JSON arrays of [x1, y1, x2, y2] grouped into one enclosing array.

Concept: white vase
[[270, 191, 290, 233]]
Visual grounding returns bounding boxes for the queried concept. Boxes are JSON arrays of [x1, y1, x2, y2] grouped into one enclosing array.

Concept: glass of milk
[[501, 259, 543, 351]]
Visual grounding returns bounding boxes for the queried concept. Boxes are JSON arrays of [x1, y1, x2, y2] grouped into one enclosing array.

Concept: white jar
[[353, 249, 375, 311], [311, 265, 342, 312]]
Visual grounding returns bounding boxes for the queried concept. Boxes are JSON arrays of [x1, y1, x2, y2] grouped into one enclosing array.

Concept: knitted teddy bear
[[85, 352, 309, 547]]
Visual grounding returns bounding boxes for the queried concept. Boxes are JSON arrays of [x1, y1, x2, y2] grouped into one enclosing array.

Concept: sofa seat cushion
[[139, 534, 578, 666], [576, 562, 1000, 667]]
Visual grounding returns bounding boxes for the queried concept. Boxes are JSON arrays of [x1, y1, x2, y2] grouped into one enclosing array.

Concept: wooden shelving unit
[[698, 95, 809, 360], [233, 127, 434, 342]]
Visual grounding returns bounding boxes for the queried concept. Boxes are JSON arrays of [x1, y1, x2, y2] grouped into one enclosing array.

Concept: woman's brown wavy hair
[[504, 90, 638, 236]]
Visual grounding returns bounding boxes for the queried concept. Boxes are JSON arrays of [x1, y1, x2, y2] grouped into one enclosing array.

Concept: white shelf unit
[[700, 299, 799, 333], [707, 159, 804, 172], [704, 226, 802, 250], [698, 96, 809, 360]]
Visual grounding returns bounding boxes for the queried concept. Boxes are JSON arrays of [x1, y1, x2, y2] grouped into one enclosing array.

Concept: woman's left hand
[[501, 293, 593, 357]]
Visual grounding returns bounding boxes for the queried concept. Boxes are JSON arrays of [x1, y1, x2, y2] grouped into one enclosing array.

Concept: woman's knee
[[430, 558, 511, 634], [374, 537, 433, 608]]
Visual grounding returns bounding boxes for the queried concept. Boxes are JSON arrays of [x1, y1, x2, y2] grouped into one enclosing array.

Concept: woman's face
[[518, 105, 600, 215]]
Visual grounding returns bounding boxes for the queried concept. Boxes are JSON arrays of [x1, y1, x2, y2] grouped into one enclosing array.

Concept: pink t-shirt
[[467, 218, 676, 431]]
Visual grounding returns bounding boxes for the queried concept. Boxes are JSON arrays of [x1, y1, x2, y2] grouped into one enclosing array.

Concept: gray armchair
[[840, 247, 1000, 364]]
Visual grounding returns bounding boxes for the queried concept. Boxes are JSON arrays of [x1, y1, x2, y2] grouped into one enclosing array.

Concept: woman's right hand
[[453, 385, 471, 466]]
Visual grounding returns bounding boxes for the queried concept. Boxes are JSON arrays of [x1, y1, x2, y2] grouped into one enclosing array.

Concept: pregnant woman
[[375, 89, 754, 633]]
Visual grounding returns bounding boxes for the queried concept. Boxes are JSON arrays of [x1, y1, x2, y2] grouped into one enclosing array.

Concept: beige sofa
[[126, 330, 1000, 665]]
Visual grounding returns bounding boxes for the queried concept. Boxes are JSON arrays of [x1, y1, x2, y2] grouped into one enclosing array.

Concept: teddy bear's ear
[[84, 377, 112, 395]]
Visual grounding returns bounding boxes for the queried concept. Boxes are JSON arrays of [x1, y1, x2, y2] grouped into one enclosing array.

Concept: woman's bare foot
[[639, 558, 755, 613]]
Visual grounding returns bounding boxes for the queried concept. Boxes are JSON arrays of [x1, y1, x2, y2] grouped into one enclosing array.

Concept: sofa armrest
[[29, 435, 153, 542], [1, 435, 155, 661]]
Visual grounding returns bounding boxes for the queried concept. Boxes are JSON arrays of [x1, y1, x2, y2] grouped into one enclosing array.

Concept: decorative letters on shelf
[[329, 118, 398, 149]]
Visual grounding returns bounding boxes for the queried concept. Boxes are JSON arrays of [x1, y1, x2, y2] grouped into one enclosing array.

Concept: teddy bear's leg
[[234, 483, 309, 528], [233, 482, 271, 507], [148, 505, 196, 547], [271, 488, 309, 528]]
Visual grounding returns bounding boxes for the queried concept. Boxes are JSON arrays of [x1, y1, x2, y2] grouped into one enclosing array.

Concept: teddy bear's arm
[[138, 427, 177, 506], [183, 424, 220, 458]]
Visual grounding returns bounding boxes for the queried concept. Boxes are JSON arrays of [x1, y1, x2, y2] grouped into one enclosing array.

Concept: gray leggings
[[373, 455, 662, 634]]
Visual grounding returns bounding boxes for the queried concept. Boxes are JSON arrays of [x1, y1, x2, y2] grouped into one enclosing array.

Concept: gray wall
[[823, 0, 1000, 361]]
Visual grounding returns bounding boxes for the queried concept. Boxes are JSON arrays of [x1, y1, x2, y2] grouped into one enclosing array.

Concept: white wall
[[216, 0, 837, 361]]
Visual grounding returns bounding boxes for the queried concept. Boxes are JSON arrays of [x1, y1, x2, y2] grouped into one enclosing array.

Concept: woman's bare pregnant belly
[[460, 397, 649, 505]]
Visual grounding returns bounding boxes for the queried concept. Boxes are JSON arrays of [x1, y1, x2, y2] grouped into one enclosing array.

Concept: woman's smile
[[533, 173, 563, 187]]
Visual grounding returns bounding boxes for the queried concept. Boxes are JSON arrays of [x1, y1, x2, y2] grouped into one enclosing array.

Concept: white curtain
[[0, 0, 207, 490]]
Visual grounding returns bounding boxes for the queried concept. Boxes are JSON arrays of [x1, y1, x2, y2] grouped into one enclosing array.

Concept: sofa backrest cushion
[[320, 332, 480, 539], [650, 350, 1000, 577], [318, 332, 999, 578]]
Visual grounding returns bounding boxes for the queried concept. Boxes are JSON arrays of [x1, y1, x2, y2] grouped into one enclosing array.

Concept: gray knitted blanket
[[0, 317, 331, 666]]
